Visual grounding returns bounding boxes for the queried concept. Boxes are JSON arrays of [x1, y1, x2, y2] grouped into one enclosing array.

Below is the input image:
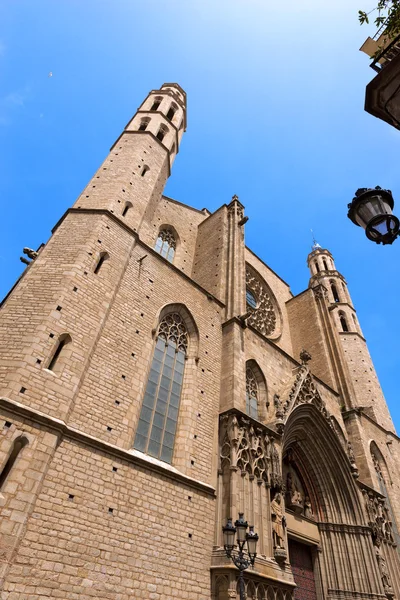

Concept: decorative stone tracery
[[157, 228, 176, 249], [220, 412, 280, 485], [245, 265, 279, 338], [157, 313, 188, 351]]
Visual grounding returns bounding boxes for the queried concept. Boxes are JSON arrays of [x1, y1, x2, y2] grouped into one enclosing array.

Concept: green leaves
[[359, 1, 400, 39]]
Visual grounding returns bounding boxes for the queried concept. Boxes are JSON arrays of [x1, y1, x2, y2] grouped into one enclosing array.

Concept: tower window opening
[[0, 436, 29, 491], [139, 118, 150, 131], [166, 104, 178, 122], [339, 312, 349, 332], [94, 252, 110, 274], [150, 98, 162, 111], [314, 261, 320, 273], [134, 313, 188, 464], [323, 259, 328, 270], [47, 334, 72, 372], [330, 282, 340, 303], [122, 202, 132, 217], [156, 125, 168, 143], [141, 165, 149, 177], [155, 229, 176, 263], [246, 367, 259, 420]]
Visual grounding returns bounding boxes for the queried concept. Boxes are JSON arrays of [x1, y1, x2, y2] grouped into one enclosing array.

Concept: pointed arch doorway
[[282, 403, 384, 600]]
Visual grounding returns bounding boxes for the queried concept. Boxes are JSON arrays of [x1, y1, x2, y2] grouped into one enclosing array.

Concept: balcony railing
[[370, 33, 400, 72]]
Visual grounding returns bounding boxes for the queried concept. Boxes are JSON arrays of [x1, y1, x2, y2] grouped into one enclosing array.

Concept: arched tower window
[[155, 229, 176, 263], [150, 97, 162, 111], [47, 333, 72, 372], [246, 366, 259, 419], [139, 117, 150, 131], [94, 251, 110, 274], [314, 261, 320, 273], [339, 312, 348, 332], [0, 436, 29, 491], [134, 313, 188, 464], [323, 258, 328, 270], [141, 165, 149, 177], [122, 202, 132, 217], [166, 103, 178, 122], [330, 281, 340, 303], [156, 124, 169, 142]]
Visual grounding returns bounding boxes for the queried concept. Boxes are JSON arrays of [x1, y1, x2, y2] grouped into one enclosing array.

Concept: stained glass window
[[246, 367, 258, 420], [154, 229, 176, 263], [134, 313, 188, 464]]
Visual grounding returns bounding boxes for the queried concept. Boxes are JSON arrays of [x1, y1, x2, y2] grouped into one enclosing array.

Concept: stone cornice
[[0, 396, 216, 497]]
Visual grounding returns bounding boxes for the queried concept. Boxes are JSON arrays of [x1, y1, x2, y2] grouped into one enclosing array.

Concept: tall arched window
[[122, 202, 132, 217], [246, 367, 259, 419], [314, 261, 320, 273], [166, 103, 178, 122], [155, 229, 176, 263], [0, 436, 29, 491], [47, 333, 72, 372], [156, 124, 168, 142], [339, 312, 348, 332], [139, 117, 150, 131], [150, 97, 162, 111], [323, 259, 328, 270], [134, 313, 188, 464], [330, 281, 340, 303], [94, 252, 110, 274]]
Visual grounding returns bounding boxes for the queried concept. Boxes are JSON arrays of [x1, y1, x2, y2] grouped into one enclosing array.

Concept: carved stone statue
[[271, 493, 286, 549], [23, 247, 38, 260], [285, 472, 303, 513], [375, 547, 394, 596], [304, 496, 314, 520]]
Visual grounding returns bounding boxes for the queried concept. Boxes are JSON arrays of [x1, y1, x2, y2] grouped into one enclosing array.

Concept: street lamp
[[347, 186, 399, 245], [222, 513, 259, 600]]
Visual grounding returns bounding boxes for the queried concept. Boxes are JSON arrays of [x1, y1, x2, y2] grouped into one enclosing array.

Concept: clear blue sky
[[1, 1, 399, 431]]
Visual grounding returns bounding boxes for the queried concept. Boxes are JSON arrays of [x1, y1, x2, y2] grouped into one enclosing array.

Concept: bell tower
[[307, 242, 394, 432], [71, 83, 186, 236]]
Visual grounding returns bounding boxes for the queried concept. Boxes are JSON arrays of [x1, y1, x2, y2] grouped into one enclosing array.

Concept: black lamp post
[[347, 186, 399, 245], [222, 514, 259, 600]]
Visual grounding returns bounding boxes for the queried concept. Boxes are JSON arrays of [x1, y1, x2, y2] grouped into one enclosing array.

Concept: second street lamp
[[222, 513, 259, 600], [347, 186, 399, 245]]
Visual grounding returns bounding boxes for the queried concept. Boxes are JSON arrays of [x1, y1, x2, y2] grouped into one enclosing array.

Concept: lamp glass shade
[[222, 518, 236, 551], [246, 526, 259, 560], [235, 513, 248, 543], [353, 194, 393, 229]]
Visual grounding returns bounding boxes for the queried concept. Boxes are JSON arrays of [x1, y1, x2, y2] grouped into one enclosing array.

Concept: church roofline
[[245, 246, 293, 291], [161, 195, 210, 215]]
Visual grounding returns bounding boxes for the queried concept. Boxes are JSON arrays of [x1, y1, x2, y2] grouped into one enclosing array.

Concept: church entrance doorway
[[288, 539, 317, 600]]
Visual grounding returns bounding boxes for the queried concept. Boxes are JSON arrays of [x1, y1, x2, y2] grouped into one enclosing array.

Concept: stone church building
[[0, 83, 399, 600]]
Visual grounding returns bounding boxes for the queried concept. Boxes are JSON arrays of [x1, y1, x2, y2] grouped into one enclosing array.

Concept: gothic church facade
[[0, 83, 399, 600]]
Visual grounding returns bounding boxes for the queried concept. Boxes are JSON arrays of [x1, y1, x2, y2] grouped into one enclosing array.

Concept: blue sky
[[1, 1, 399, 430]]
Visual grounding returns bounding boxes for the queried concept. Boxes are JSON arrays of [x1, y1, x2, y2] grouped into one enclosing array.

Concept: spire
[[310, 229, 322, 251]]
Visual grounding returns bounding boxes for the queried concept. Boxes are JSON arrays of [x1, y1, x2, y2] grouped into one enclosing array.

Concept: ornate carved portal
[[218, 411, 286, 564]]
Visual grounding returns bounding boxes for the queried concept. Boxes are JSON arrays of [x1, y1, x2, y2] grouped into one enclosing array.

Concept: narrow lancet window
[[94, 252, 109, 274], [0, 436, 29, 491], [122, 202, 132, 217], [331, 282, 340, 303], [48, 334, 72, 372], [323, 259, 328, 270], [155, 229, 176, 263], [156, 125, 168, 142], [134, 313, 188, 464], [339, 312, 348, 332], [314, 261, 320, 273], [139, 117, 150, 131], [141, 165, 149, 177], [246, 367, 259, 420], [166, 104, 177, 122], [150, 98, 161, 111]]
